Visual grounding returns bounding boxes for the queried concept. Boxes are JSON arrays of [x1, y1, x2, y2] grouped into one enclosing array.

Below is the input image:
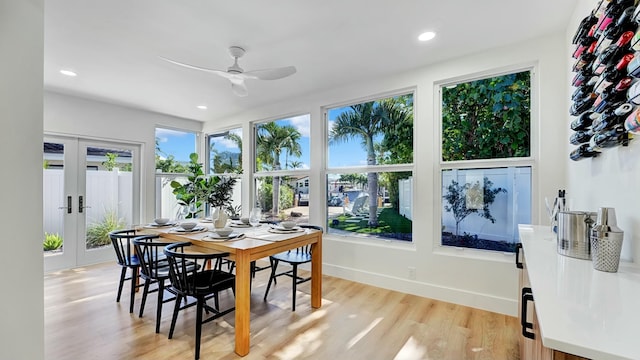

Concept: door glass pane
[[84, 146, 132, 250], [43, 142, 65, 255]]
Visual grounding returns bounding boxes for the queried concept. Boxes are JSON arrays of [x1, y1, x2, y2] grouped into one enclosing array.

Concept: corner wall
[[0, 1, 44, 359], [566, 0, 640, 263], [203, 33, 568, 315]]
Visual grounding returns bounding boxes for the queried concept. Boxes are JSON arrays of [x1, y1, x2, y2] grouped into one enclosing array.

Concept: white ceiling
[[44, 0, 579, 123]]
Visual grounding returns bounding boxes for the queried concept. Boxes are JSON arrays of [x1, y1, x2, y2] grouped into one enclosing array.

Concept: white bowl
[[280, 221, 296, 229], [215, 227, 233, 237], [240, 217, 250, 224], [154, 218, 170, 225], [180, 222, 198, 231]]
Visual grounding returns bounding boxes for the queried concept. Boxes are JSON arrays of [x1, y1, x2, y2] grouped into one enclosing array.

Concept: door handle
[[78, 195, 91, 213], [58, 196, 72, 214], [515, 243, 523, 269], [521, 287, 535, 340]]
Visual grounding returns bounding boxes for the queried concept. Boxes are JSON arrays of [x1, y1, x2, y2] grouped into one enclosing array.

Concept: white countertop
[[519, 224, 640, 360]]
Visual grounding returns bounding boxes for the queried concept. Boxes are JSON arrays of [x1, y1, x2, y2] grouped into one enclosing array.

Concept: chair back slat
[[109, 229, 138, 266], [163, 242, 233, 297], [133, 235, 170, 279]]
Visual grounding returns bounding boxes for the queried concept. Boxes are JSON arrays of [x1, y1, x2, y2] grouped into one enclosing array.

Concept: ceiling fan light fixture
[[418, 31, 436, 42]]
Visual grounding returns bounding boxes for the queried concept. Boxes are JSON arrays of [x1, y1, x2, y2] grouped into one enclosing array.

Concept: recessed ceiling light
[[197, 105, 207, 110], [59, 69, 77, 77], [418, 31, 436, 42]]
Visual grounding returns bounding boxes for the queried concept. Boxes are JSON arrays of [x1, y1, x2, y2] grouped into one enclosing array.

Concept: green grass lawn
[[329, 207, 412, 235]]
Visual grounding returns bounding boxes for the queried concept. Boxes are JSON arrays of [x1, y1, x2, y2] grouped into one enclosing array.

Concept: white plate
[[271, 225, 301, 231], [145, 222, 176, 228], [171, 227, 207, 233], [230, 222, 251, 228], [199, 218, 213, 223], [203, 233, 243, 241], [268, 228, 305, 234]]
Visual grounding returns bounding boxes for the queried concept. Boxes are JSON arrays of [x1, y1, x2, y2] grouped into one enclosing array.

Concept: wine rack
[[569, 0, 640, 161]]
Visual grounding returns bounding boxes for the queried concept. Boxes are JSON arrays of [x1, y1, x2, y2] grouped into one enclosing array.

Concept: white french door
[[43, 136, 141, 272]]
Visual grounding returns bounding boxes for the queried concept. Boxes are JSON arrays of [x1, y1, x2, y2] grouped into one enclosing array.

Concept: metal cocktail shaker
[[590, 207, 624, 272]]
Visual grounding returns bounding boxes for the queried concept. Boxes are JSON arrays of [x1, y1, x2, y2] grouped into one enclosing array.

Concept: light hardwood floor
[[44, 261, 519, 360]]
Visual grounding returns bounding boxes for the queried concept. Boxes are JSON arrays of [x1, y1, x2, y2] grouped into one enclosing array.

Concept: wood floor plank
[[44, 261, 519, 359]]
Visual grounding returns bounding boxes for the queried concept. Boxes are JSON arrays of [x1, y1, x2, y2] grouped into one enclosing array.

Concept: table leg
[[234, 249, 251, 356], [311, 233, 322, 309]]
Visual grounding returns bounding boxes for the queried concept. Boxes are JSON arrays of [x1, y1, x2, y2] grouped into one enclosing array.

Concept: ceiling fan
[[160, 46, 296, 97]]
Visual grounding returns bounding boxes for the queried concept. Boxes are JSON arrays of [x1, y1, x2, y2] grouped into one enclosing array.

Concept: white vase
[[214, 207, 228, 228]]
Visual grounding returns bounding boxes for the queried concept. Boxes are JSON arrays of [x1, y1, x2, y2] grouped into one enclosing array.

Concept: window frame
[[435, 64, 539, 259], [323, 87, 416, 243], [251, 113, 311, 221]]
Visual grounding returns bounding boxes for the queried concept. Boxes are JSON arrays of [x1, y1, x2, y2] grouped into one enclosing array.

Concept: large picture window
[[439, 70, 533, 253], [254, 115, 310, 222], [154, 128, 198, 219], [326, 92, 414, 241], [207, 128, 242, 218]]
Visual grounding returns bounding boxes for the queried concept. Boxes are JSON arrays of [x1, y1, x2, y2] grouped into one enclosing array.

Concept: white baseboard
[[323, 263, 517, 317]]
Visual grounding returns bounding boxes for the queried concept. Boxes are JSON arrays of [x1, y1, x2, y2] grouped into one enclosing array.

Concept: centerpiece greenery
[[170, 153, 239, 218]]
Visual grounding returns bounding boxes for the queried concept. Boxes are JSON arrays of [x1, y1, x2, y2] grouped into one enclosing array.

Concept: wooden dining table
[[139, 221, 323, 357]]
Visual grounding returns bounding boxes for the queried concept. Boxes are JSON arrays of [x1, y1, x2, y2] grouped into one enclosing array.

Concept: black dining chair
[[109, 229, 144, 313], [164, 242, 236, 360], [263, 224, 323, 311], [133, 235, 177, 333]]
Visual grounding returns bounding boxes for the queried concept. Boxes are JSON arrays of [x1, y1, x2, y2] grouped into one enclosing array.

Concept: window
[[254, 115, 310, 222], [439, 69, 533, 253], [154, 128, 198, 219], [207, 128, 243, 218], [326, 92, 414, 241]]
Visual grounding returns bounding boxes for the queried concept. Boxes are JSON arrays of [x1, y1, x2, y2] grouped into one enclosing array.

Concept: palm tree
[[256, 122, 302, 215], [224, 132, 243, 170], [330, 98, 410, 226]]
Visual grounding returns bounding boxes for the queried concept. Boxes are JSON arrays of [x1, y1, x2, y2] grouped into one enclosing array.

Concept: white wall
[[44, 91, 203, 223], [0, 1, 44, 359], [567, 0, 640, 263], [203, 34, 568, 315]]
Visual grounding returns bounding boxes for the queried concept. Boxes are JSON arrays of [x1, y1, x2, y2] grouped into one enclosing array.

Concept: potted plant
[[170, 153, 239, 223]]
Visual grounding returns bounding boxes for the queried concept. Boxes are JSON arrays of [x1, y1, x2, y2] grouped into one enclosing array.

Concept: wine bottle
[[592, 103, 634, 132], [570, 93, 598, 116], [624, 108, 640, 132], [570, 129, 594, 145], [571, 111, 599, 131], [573, 11, 599, 45], [600, 6, 638, 42], [574, 25, 598, 59], [592, 31, 634, 74], [626, 78, 640, 104], [573, 41, 598, 72], [572, 76, 598, 101], [590, 126, 631, 149], [569, 143, 600, 161], [593, 76, 633, 111]]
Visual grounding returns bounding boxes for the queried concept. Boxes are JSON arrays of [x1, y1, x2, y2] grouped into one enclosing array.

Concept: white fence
[[399, 176, 413, 220], [441, 167, 531, 243], [43, 169, 133, 237]]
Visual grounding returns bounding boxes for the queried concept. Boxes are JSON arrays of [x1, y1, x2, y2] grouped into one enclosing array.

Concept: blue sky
[[155, 109, 369, 168]]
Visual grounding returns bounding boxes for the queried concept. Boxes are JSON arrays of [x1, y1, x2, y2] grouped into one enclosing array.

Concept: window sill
[[324, 232, 417, 251]]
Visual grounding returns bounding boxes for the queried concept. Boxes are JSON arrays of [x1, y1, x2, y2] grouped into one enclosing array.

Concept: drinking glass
[[249, 207, 261, 227]]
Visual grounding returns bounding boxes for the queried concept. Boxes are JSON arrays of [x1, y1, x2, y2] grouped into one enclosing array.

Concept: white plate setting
[[203, 233, 244, 242], [144, 222, 177, 228], [169, 226, 207, 233]]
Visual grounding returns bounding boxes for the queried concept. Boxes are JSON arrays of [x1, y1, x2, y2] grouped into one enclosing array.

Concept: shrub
[[86, 210, 125, 248], [43, 232, 63, 251]]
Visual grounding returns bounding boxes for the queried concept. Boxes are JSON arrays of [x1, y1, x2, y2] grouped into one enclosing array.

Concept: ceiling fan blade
[[243, 66, 297, 80], [231, 81, 248, 97], [159, 56, 230, 77]]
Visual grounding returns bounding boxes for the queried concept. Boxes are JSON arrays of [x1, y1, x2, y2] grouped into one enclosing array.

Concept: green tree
[[256, 122, 302, 215], [330, 99, 406, 226], [442, 71, 530, 161], [443, 177, 506, 238]]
